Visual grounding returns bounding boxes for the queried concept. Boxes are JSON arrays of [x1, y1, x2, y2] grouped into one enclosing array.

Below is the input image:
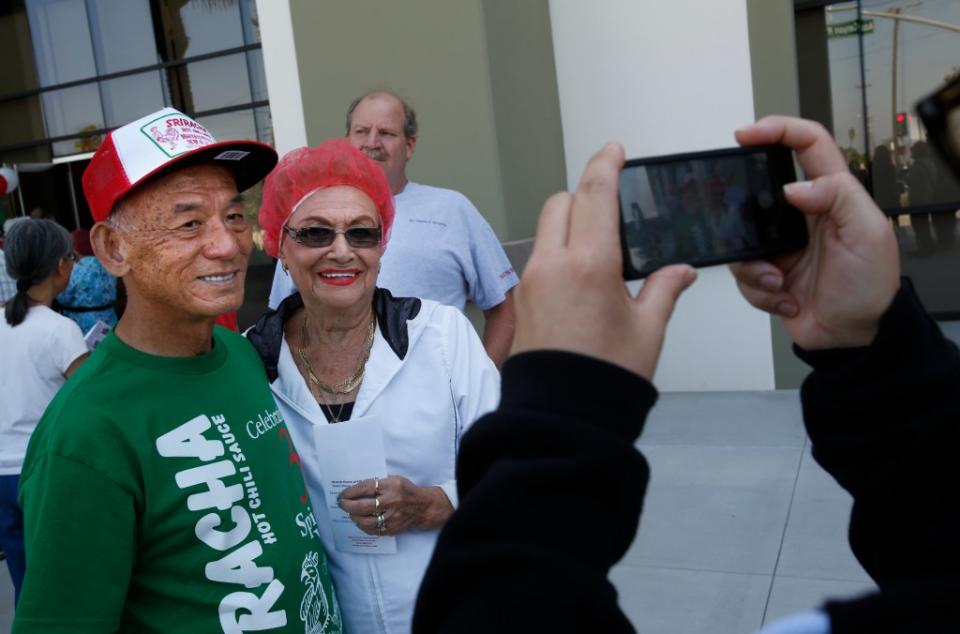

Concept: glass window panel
[[248, 49, 267, 102], [162, 0, 243, 59], [40, 83, 104, 157], [254, 106, 273, 147], [0, 3, 43, 97], [825, 5, 872, 190], [196, 108, 256, 143], [241, 0, 260, 44], [0, 96, 46, 147], [101, 71, 167, 128], [183, 53, 251, 112], [822, 1, 960, 315], [26, 0, 97, 85], [52, 133, 101, 157], [86, 0, 158, 74]]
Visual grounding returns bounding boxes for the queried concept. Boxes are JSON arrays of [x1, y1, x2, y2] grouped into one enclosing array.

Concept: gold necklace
[[298, 312, 376, 396], [320, 401, 348, 424]]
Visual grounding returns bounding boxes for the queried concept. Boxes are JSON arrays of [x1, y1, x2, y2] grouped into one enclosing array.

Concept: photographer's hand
[[512, 142, 697, 380], [729, 116, 900, 350]]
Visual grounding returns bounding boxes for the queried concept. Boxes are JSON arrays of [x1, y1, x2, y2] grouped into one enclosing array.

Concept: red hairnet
[[259, 138, 394, 258]]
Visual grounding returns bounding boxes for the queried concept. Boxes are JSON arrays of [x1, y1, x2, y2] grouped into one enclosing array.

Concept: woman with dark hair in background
[[55, 228, 118, 333], [0, 218, 87, 603]]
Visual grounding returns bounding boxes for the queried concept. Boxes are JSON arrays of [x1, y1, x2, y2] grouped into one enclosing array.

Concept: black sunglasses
[[916, 73, 960, 178], [283, 224, 382, 249]]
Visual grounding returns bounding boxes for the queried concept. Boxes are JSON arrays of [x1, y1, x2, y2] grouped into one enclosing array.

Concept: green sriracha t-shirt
[[14, 328, 342, 634]]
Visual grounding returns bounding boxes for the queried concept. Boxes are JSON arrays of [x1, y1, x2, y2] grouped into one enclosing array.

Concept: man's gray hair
[[104, 202, 132, 231], [345, 91, 418, 139]]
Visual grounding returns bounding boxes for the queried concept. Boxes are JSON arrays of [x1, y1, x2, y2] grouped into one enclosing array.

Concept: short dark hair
[[4, 218, 71, 326], [345, 91, 418, 139]]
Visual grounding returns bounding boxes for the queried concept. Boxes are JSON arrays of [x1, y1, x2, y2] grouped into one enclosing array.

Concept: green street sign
[[827, 19, 875, 38]]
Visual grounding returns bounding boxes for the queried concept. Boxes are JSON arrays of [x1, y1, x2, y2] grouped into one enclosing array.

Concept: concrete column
[[255, 0, 307, 155], [549, 0, 775, 391]]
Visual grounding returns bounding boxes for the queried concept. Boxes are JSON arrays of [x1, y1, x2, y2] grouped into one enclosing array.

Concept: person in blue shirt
[[55, 228, 117, 333]]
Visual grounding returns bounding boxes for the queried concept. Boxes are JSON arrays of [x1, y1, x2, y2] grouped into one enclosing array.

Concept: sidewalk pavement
[[612, 389, 874, 633]]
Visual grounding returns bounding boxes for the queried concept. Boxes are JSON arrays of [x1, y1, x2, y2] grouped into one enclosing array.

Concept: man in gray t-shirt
[[269, 91, 518, 366]]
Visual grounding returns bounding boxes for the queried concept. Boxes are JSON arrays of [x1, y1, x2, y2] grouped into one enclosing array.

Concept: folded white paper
[[313, 414, 397, 554]]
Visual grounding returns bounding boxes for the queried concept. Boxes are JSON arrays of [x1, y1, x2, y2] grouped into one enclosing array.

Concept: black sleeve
[[796, 279, 960, 631], [413, 350, 657, 633]]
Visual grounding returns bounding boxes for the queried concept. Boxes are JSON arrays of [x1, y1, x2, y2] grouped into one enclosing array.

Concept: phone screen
[[619, 146, 806, 278]]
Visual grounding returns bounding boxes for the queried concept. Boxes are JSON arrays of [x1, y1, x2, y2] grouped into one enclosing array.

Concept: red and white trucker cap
[[82, 107, 278, 222]]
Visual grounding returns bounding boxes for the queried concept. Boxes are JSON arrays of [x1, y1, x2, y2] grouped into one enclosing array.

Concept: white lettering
[[218, 579, 287, 633], [175, 460, 243, 511], [206, 540, 274, 589], [196, 505, 252, 552], [156, 415, 224, 462], [244, 409, 284, 440], [296, 511, 320, 540]]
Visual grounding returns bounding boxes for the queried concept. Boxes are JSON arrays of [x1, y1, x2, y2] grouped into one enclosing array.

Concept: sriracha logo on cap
[[140, 113, 217, 158]]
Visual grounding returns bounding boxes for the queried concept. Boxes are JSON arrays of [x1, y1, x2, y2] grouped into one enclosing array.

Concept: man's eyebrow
[[172, 194, 244, 213], [173, 202, 200, 213]]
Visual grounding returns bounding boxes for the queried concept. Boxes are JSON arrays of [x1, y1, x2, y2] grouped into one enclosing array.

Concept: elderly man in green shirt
[[14, 108, 342, 634]]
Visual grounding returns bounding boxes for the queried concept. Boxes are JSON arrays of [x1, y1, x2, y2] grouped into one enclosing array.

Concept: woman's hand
[[338, 476, 453, 536]]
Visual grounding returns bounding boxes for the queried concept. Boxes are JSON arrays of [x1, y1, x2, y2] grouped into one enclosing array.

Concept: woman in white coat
[[247, 139, 499, 634]]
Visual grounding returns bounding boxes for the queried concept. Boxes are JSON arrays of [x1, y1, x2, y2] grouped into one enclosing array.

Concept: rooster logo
[[300, 551, 340, 633], [150, 125, 181, 152]]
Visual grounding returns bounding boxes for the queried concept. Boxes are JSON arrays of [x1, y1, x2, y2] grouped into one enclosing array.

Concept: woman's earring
[[281, 261, 289, 274]]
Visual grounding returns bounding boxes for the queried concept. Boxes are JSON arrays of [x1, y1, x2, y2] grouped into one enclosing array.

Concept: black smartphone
[[619, 145, 808, 279]]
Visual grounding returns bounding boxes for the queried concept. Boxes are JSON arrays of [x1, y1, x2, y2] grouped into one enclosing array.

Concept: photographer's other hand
[[730, 116, 900, 350], [512, 142, 696, 380]]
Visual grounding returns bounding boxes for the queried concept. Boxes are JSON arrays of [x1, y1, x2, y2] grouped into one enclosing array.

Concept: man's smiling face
[[346, 94, 416, 194], [115, 164, 252, 324]]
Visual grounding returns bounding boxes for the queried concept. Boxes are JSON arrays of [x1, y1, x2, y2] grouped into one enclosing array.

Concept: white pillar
[[549, 0, 775, 390], [256, 0, 308, 155]]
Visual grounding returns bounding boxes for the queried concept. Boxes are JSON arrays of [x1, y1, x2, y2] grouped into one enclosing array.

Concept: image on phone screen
[[619, 146, 806, 278]]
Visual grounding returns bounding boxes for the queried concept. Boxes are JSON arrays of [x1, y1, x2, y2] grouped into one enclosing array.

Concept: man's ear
[[90, 221, 131, 277], [405, 135, 417, 160]]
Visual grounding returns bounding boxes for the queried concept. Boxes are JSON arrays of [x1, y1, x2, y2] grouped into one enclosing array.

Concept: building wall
[[745, 0, 811, 389], [481, 1, 567, 240], [548, 0, 776, 391], [256, 0, 307, 155], [259, 0, 803, 390], [263, 0, 565, 244]]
